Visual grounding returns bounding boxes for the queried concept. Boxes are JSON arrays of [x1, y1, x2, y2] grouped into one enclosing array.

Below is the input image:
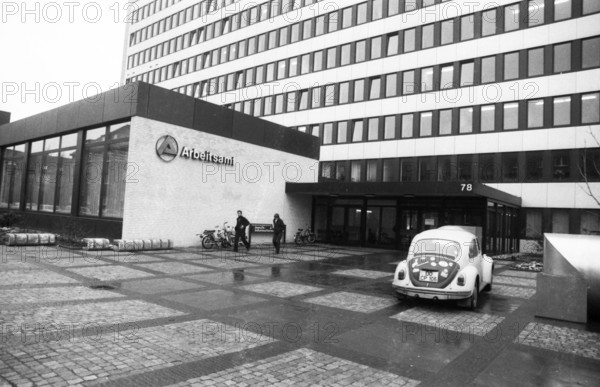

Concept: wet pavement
[[1, 244, 599, 387]]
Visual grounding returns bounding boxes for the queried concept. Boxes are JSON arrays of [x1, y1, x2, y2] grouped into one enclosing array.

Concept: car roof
[[412, 226, 477, 243]]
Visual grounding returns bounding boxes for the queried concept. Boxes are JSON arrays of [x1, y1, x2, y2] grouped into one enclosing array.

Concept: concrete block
[[535, 272, 587, 323]]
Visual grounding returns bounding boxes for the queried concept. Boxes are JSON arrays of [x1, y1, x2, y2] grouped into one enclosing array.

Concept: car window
[[412, 239, 461, 260], [468, 239, 479, 258]]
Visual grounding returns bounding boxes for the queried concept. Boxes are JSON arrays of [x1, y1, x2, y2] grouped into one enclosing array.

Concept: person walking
[[272, 213, 285, 254], [233, 210, 250, 252]]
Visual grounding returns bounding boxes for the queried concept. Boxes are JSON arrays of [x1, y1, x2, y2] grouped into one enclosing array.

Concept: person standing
[[233, 210, 250, 252], [272, 213, 285, 254]]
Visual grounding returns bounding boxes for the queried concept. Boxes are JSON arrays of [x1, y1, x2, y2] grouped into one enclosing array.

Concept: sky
[[0, 1, 133, 121]]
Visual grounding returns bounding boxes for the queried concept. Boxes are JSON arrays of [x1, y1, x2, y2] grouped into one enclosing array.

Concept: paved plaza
[[1, 244, 600, 386]]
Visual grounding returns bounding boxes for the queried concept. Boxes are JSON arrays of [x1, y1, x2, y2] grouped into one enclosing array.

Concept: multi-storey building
[[122, 0, 600, 253]]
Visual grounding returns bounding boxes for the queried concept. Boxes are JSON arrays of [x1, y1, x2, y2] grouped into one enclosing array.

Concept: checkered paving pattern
[[517, 323, 600, 361], [303, 291, 397, 313], [390, 307, 505, 336], [1, 299, 186, 328], [0, 270, 78, 286], [193, 258, 261, 270], [494, 275, 537, 287], [133, 261, 213, 274], [66, 266, 155, 281], [0, 319, 271, 387], [492, 285, 536, 299], [238, 281, 323, 298], [501, 270, 540, 279], [0, 286, 124, 305], [166, 348, 420, 387], [331, 269, 393, 280]]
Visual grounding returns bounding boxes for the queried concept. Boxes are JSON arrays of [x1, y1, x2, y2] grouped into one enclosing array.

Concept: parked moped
[[294, 226, 316, 245]]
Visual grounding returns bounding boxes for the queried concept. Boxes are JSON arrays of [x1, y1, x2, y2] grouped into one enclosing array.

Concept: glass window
[[402, 114, 414, 138], [337, 122, 348, 143], [552, 150, 570, 180], [336, 162, 346, 181], [405, 0, 417, 11], [372, 0, 383, 20], [403, 70, 415, 94], [479, 154, 496, 181], [352, 120, 363, 142], [552, 210, 570, 233], [366, 160, 378, 182], [356, 2, 367, 24], [554, 43, 571, 73], [289, 57, 298, 77], [421, 67, 434, 91], [459, 107, 473, 133], [553, 96, 571, 125], [504, 102, 519, 130], [404, 28, 416, 52], [439, 109, 453, 135], [311, 88, 321, 108], [437, 156, 456, 182], [321, 162, 334, 179], [528, 99, 544, 128], [328, 11, 338, 32], [0, 145, 26, 209], [279, 27, 289, 46], [582, 93, 600, 124], [315, 15, 326, 36], [401, 159, 416, 182], [275, 94, 284, 113], [458, 155, 473, 181], [301, 54, 310, 74], [383, 159, 399, 182], [313, 51, 323, 72], [339, 82, 350, 104], [419, 157, 436, 182], [528, 0, 545, 26], [102, 142, 129, 218], [323, 123, 333, 145], [324, 84, 336, 106], [525, 209, 543, 238], [277, 60, 287, 79], [341, 44, 351, 66], [420, 112, 433, 137], [524, 152, 544, 181], [351, 161, 362, 182], [356, 40, 366, 62], [582, 37, 600, 69], [327, 47, 337, 69], [481, 56, 496, 83], [290, 23, 300, 43], [580, 148, 600, 179], [386, 73, 397, 97], [505, 4, 520, 31], [387, 33, 399, 56], [441, 19, 454, 45], [384, 116, 396, 139], [342, 7, 353, 29], [502, 153, 519, 182], [440, 65, 454, 89], [369, 77, 381, 100], [389, 0, 400, 15], [461, 15, 474, 41], [460, 62, 474, 86], [554, 0, 571, 21], [504, 52, 520, 80], [303, 19, 313, 39], [368, 118, 379, 140], [354, 79, 365, 102], [583, 0, 600, 14], [528, 47, 545, 76], [422, 24, 434, 49], [482, 9, 497, 36], [371, 36, 382, 59]]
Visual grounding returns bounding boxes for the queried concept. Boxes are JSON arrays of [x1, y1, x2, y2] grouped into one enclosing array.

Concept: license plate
[[419, 270, 438, 283]]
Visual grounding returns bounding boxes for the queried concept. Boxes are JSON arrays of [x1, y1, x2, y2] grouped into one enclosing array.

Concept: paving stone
[[303, 291, 397, 313], [501, 270, 540, 279], [133, 262, 213, 275], [492, 285, 536, 299], [330, 269, 393, 280], [193, 258, 261, 270], [119, 278, 202, 294], [238, 281, 323, 298], [66, 266, 155, 281], [0, 270, 78, 286], [516, 323, 600, 361], [0, 286, 124, 305], [494, 275, 536, 287]]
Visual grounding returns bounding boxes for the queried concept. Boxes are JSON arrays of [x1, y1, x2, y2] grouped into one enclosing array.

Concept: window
[[582, 93, 600, 124], [313, 51, 323, 72], [459, 107, 473, 133], [504, 4, 520, 32], [311, 87, 321, 108], [354, 79, 365, 102], [315, 15, 326, 36], [502, 153, 519, 182], [321, 162, 334, 179], [552, 210, 570, 233], [328, 11, 338, 32], [504, 103, 519, 130], [405, 0, 417, 12], [419, 157, 436, 182], [339, 82, 350, 104], [481, 56, 496, 83], [301, 54, 310, 74], [528, 0, 545, 26], [461, 15, 474, 41], [422, 24, 434, 49], [303, 19, 313, 40], [440, 65, 454, 89], [552, 150, 570, 180], [460, 62, 474, 86], [356, 40, 366, 62], [367, 118, 379, 140], [583, 0, 600, 14], [0, 144, 26, 209], [286, 92, 296, 113], [528, 47, 545, 76], [550, 96, 571, 126], [289, 58, 298, 77], [384, 116, 396, 139], [580, 148, 600, 180], [402, 70, 415, 94], [439, 109, 453, 135], [324, 84, 336, 106], [437, 156, 456, 181], [352, 120, 363, 142], [482, 9, 497, 36], [369, 77, 381, 100], [554, 43, 571, 73], [372, 0, 383, 20], [277, 60, 287, 80], [385, 73, 397, 97], [401, 159, 416, 182], [323, 123, 333, 145], [336, 162, 346, 181], [366, 160, 378, 182], [504, 52, 519, 80], [404, 28, 416, 52], [458, 155, 474, 181], [479, 154, 496, 181], [582, 37, 600, 69], [526, 152, 544, 180], [351, 161, 362, 182], [357, 2, 368, 24], [299, 90, 309, 110], [279, 27, 289, 46], [337, 122, 348, 143], [402, 114, 414, 138], [441, 20, 454, 45], [327, 47, 337, 69], [341, 44, 351, 66], [554, 0, 571, 21], [275, 94, 284, 113], [342, 7, 353, 29], [371, 37, 382, 59], [420, 112, 433, 137], [528, 99, 544, 128], [421, 67, 434, 91], [383, 159, 399, 182], [389, 0, 400, 15], [291, 23, 300, 43], [387, 33, 399, 56]]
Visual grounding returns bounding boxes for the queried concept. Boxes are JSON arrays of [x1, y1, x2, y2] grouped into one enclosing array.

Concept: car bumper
[[393, 284, 472, 300]]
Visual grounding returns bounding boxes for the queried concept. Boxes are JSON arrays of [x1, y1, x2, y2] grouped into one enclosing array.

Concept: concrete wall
[[121, 116, 318, 247]]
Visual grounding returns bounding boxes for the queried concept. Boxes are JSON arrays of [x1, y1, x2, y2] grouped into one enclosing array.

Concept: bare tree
[[579, 129, 600, 207]]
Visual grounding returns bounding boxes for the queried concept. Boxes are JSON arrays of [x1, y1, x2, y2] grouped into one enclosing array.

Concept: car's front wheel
[[468, 279, 479, 309]]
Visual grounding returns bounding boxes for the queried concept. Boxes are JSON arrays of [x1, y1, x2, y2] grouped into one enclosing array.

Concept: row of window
[[288, 92, 600, 144], [131, 0, 184, 24], [167, 35, 599, 109], [127, 0, 599, 83], [0, 124, 131, 219], [319, 148, 600, 184], [524, 208, 600, 238]]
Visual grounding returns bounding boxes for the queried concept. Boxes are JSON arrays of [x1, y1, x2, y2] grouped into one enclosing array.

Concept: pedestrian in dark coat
[[233, 210, 250, 252], [272, 213, 285, 254]]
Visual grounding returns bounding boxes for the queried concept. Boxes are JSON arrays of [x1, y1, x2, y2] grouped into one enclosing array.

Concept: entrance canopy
[[286, 182, 521, 207]]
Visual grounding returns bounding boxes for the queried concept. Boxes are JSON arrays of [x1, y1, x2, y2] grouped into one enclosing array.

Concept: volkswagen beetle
[[392, 226, 493, 309]]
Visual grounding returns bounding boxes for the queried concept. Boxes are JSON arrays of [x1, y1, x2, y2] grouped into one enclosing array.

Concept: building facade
[[121, 0, 600, 253]]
